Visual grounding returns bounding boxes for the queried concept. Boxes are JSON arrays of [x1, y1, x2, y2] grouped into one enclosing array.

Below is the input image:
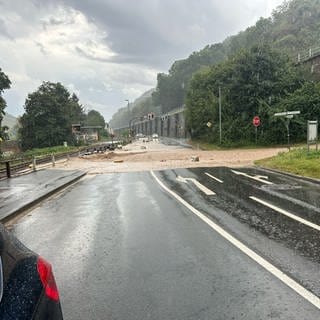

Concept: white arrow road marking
[[205, 172, 223, 183], [150, 171, 320, 310], [250, 196, 320, 232], [231, 170, 273, 185], [256, 175, 269, 180], [176, 176, 188, 184], [176, 176, 215, 195]]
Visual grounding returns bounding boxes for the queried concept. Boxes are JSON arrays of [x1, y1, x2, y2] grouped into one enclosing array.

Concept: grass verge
[[189, 139, 287, 151], [255, 147, 320, 179], [23, 146, 79, 158]]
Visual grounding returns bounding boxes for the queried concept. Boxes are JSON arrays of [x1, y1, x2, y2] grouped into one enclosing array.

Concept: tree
[[85, 110, 106, 127], [19, 82, 85, 150], [152, 44, 227, 113], [84, 109, 107, 138], [111, 0, 320, 131], [186, 45, 303, 144], [0, 68, 11, 140], [274, 81, 320, 141]]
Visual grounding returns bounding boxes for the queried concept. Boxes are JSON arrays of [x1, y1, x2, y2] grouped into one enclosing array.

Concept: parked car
[[135, 133, 144, 139], [0, 223, 63, 319], [152, 133, 159, 141]]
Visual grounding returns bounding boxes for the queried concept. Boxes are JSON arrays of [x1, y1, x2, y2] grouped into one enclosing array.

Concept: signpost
[[252, 116, 260, 144], [307, 120, 318, 151], [253, 116, 260, 127], [274, 111, 300, 149]]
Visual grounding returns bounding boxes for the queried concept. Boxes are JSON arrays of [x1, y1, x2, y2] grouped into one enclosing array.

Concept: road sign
[[307, 120, 318, 151], [273, 110, 301, 149], [274, 111, 300, 117], [253, 116, 260, 127], [308, 120, 318, 142]]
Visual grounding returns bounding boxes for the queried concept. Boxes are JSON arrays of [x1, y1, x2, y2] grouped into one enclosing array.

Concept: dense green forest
[[186, 45, 309, 145], [154, 0, 320, 114], [110, 0, 320, 145], [18, 82, 107, 150], [0, 76, 107, 151]]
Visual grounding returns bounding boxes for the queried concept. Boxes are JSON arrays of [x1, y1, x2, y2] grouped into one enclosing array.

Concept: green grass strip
[[256, 147, 320, 179]]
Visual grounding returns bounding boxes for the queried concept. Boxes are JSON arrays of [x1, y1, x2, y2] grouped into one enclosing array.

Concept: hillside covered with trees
[[110, 0, 320, 145], [109, 89, 156, 129], [154, 0, 320, 114]]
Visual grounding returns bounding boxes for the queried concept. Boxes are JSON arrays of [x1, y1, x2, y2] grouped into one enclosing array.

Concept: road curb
[[1, 171, 87, 224], [255, 165, 320, 186]]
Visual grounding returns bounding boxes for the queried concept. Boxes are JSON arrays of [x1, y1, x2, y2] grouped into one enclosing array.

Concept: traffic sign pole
[[255, 126, 258, 144], [274, 111, 300, 150], [252, 116, 260, 144]]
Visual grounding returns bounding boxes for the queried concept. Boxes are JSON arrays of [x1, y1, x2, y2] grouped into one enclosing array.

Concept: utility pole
[[125, 99, 130, 111], [219, 86, 222, 144]]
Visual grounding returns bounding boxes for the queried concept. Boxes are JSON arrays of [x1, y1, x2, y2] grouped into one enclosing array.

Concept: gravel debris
[[52, 140, 286, 174]]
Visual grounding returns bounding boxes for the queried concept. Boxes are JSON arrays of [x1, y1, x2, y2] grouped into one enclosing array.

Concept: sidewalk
[[0, 169, 86, 222]]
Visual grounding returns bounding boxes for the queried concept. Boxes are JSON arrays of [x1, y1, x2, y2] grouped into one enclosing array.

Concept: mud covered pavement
[[53, 139, 286, 173]]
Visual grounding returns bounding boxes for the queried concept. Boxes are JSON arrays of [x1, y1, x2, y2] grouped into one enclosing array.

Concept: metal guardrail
[[297, 47, 320, 63], [0, 142, 120, 180]]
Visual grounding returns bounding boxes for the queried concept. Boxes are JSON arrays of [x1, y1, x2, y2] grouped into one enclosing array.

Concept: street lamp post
[[218, 86, 222, 144], [125, 99, 130, 111]]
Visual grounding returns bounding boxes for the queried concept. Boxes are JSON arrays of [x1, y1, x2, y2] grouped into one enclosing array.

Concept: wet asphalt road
[[11, 168, 320, 319]]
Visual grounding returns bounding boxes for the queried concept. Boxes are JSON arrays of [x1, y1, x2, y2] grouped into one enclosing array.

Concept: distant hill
[[133, 88, 155, 106], [109, 88, 155, 128], [153, 0, 320, 113], [110, 0, 320, 128], [3, 112, 17, 128], [2, 112, 19, 139]]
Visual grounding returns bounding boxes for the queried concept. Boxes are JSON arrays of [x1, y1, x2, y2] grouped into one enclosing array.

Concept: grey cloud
[[15, 0, 282, 69], [75, 46, 111, 63], [42, 18, 66, 31], [0, 18, 13, 40], [51, 0, 261, 68], [35, 42, 49, 55], [1, 0, 283, 120], [48, 17, 66, 25]]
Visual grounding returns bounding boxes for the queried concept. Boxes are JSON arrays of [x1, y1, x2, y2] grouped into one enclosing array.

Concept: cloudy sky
[[0, 0, 283, 121]]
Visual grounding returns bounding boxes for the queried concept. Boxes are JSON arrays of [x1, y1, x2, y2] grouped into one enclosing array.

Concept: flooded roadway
[[11, 168, 320, 319]]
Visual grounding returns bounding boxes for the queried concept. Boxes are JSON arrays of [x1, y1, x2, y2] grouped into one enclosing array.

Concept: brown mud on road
[[52, 140, 286, 174]]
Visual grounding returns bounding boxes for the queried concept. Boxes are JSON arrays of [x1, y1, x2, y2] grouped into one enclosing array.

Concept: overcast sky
[[0, 0, 284, 121]]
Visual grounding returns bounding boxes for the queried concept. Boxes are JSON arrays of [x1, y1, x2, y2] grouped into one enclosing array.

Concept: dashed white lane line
[[231, 169, 273, 185], [150, 170, 320, 310], [176, 176, 215, 195], [250, 196, 320, 232], [205, 172, 223, 183]]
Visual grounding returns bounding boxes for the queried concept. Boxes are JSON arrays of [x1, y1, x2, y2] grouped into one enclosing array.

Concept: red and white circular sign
[[253, 116, 260, 127]]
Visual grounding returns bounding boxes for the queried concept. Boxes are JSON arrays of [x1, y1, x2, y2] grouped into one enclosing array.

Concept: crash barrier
[[0, 153, 71, 179], [0, 142, 120, 179]]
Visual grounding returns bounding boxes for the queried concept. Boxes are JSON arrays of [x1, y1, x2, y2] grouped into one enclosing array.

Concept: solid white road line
[[205, 172, 223, 183], [188, 178, 216, 195], [231, 170, 273, 185], [150, 171, 320, 310], [250, 196, 320, 232], [176, 176, 215, 195]]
